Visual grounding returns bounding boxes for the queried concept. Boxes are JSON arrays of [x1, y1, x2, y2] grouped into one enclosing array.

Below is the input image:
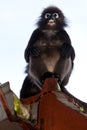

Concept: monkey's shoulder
[[57, 29, 71, 44], [31, 28, 69, 40], [33, 31, 65, 47], [31, 28, 71, 48]]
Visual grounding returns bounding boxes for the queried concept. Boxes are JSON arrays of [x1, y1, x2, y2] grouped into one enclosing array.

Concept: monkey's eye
[[45, 13, 51, 19], [52, 13, 59, 19]]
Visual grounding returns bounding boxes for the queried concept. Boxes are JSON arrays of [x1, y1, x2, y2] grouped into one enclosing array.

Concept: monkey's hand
[[29, 46, 40, 57], [60, 43, 74, 59], [25, 46, 40, 62]]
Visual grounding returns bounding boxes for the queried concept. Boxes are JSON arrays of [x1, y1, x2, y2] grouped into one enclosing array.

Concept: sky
[[0, 0, 87, 102]]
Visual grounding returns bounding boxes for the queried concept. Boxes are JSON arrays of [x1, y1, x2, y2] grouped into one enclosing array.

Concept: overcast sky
[[0, 0, 87, 102]]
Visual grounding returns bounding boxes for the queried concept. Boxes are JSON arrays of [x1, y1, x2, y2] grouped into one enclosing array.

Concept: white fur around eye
[[52, 13, 59, 19], [45, 13, 51, 19]]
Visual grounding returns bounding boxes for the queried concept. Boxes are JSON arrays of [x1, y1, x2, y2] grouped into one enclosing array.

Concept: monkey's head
[[37, 6, 67, 30]]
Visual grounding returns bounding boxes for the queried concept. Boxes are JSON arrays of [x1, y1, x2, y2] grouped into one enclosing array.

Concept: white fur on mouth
[[48, 19, 55, 26]]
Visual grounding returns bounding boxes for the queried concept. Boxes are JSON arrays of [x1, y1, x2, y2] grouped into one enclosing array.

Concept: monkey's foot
[[41, 72, 61, 85]]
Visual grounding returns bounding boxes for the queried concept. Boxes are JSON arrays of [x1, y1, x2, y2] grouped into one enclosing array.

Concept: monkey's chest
[[33, 39, 62, 72], [38, 47, 60, 72], [41, 49, 60, 72]]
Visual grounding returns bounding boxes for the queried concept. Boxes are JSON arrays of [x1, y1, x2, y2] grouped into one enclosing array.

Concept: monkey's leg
[[20, 76, 41, 98], [54, 57, 72, 86]]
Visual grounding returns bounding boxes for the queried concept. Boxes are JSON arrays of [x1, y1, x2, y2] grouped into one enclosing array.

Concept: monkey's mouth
[[48, 19, 55, 26]]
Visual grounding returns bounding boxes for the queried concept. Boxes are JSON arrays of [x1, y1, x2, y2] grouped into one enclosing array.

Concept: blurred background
[[0, 0, 87, 102]]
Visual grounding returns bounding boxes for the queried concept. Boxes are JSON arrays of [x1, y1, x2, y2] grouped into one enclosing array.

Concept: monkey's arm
[[25, 29, 43, 62], [59, 30, 75, 60], [61, 43, 75, 61]]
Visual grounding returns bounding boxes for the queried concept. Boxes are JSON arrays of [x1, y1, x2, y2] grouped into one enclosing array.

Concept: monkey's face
[[37, 6, 67, 30], [44, 12, 59, 27]]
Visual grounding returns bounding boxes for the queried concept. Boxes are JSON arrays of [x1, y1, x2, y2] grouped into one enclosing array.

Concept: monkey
[[20, 6, 75, 99]]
